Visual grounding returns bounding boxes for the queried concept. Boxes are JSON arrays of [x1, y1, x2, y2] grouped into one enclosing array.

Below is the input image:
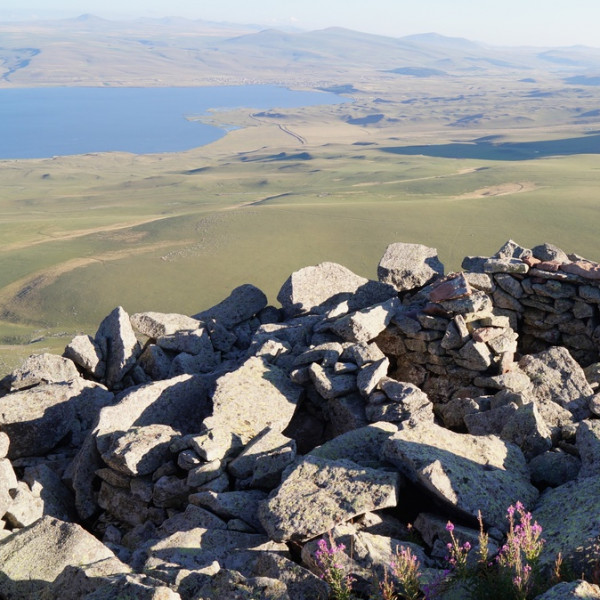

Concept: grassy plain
[[1, 21, 600, 375]]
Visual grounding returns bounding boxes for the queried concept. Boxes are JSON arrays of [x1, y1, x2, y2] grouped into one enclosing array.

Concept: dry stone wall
[[0, 240, 600, 599]]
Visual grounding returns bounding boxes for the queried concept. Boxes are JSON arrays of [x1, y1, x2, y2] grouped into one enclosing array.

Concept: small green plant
[[315, 502, 561, 600], [315, 535, 356, 600], [445, 520, 472, 580], [495, 501, 545, 599]]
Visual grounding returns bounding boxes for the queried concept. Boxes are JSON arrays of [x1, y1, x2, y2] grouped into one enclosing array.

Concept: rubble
[[1, 239, 600, 598]]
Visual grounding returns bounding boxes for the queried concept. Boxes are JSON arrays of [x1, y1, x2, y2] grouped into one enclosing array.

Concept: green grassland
[[1, 19, 600, 376]]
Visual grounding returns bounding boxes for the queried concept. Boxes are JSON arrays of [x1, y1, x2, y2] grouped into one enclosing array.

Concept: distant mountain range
[[1, 15, 599, 87]]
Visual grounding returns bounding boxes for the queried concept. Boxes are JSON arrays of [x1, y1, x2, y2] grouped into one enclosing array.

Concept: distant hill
[[1, 16, 600, 87]]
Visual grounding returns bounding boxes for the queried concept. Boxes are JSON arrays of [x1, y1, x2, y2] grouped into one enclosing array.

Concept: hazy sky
[[2, 0, 600, 48]]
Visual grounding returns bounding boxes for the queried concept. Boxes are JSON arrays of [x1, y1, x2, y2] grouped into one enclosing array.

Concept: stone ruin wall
[[374, 240, 600, 406], [2, 239, 600, 598]]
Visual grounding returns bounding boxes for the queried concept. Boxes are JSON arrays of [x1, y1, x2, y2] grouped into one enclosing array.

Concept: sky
[[1, 0, 600, 48]]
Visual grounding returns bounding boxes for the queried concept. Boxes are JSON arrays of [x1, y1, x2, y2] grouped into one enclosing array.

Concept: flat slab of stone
[[533, 475, 600, 579], [193, 283, 267, 329], [0, 381, 82, 459], [377, 242, 444, 292], [143, 527, 283, 582], [203, 357, 302, 450], [519, 347, 592, 422], [130, 311, 201, 338], [309, 422, 398, 469], [95, 374, 211, 455], [382, 422, 538, 531], [534, 580, 600, 599], [277, 261, 396, 318], [258, 455, 400, 542], [0, 516, 117, 599], [331, 298, 400, 343], [101, 424, 179, 477], [6, 353, 80, 391]]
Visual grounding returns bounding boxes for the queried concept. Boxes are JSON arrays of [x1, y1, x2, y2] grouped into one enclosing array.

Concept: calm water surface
[[0, 86, 345, 159]]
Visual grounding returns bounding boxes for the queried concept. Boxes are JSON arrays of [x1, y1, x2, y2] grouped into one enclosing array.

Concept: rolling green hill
[[1, 16, 600, 376]]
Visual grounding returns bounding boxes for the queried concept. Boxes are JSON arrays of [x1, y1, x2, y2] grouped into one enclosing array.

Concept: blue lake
[[0, 86, 346, 159]]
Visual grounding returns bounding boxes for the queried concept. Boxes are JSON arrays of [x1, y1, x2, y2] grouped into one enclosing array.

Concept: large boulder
[[143, 528, 285, 584], [377, 242, 444, 292], [519, 347, 592, 427], [277, 262, 396, 318], [6, 353, 80, 391], [382, 421, 538, 531], [199, 357, 302, 459], [533, 475, 600, 579], [0, 516, 118, 599], [0, 379, 109, 458], [95, 306, 141, 388], [192, 283, 267, 329], [258, 455, 400, 542], [130, 311, 201, 338], [533, 580, 600, 599]]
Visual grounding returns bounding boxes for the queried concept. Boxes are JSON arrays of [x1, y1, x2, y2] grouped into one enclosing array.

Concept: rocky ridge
[[1, 240, 600, 598]]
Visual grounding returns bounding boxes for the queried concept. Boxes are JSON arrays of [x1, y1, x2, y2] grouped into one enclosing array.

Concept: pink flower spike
[[446, 521, 455, 532]]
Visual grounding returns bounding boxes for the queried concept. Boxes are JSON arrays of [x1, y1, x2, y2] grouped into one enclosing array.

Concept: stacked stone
[[2, 242, 600, 599], [462, 240, 600, 366], [375, 271, 517, 404], [63, 283, 276, 392]]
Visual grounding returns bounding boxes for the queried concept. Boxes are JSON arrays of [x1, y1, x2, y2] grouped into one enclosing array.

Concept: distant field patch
[[456, 181, 537, 199]]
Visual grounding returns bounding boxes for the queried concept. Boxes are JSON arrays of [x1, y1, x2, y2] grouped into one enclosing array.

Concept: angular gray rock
[[228, 428, 295, 479], [143, 527, 284, 583], [50, 572, 181, 600], [95, 306, 141, 388], [156, 327, 215, 359], [101, 424, 178, 477], [193, 283, 267, 329], [277, 261, 396, 318], [64, 335, 106, 379], [533, 475, 600, 579], [130, 311, 201, 338], [258, 455, 400, 542], [202, 357, 302, 455], [576, 420, 600, 478], [357, 357, 389, 397], [6, 353, 80, 390], [138, 345, 172, 381], [382, 422, 538, 531], [0, 381, 78, 458], [331, 297, 400, 343], [378, 242, 444, 292], [533, 580, 600, 599], [191, 490, 268, 532], [95, 375, 211, 455], [501, 402, 552, 460], [0, 516, 116, 599], [519, 347, 593, 422], [22, 463, 75, 522], [529, 450, 581, 487], [309, 362, 357, 399]]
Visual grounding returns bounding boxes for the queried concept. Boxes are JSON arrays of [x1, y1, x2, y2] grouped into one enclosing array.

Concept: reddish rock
[[561, 260, 600, 280], [522, 255, 541, 267], [429, 274, 472, 303], [536, 260, 561, 272]]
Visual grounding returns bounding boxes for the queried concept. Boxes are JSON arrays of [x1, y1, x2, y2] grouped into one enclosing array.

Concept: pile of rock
[[1, 240, 600, 599], [463, 240, 600, 366]]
